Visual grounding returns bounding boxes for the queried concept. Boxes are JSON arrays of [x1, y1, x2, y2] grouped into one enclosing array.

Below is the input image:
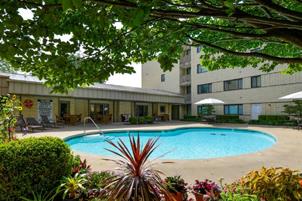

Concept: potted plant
[[57, 173, 88, 201], [104, 135, 168, 200], [192, 179, 221, 201], [164, 176, 188, 201]]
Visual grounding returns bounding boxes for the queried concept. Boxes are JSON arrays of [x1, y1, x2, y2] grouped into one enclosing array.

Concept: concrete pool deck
[[19, 121, 302, 183]]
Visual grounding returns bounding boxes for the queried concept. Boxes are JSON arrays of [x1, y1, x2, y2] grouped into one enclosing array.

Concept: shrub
[[192, 179, 221, 200], [87, 171, 112, 189], [129, 117, 137, 124], [71, 156, 91, 176], [57, 172, 88, 200], [138, 117, 145, 124], [220, 191, 258, 201], [249, 115, 292, 126], [0, 94, 22, 142], [0, 137, 73, 200], [220, 181, 258, 201], [144, 116, 154, 124], [216, 115, 245, 123], [164, 176, 188, 199], [240, 167, 302, 201], [105, 135, 168, 200], [128, 116, 154, 124], [183, 115, 202, 121], [258, 115, 289, 122], [165, 176, 186, 193]]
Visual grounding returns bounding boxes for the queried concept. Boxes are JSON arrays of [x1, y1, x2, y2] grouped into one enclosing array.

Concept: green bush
[[87, 171, 112, 189], [144, 116, 154, 124], [0, 137, 73, 200], [182, 115, 202, 121], [240, 167, 302, 201], [128, 116, 154, 124], [138, 117, 145, 124], [216, 115, 245, 123], [129, 117, 137, 124], [258, 115, 289, 122], [249, 115, 293, 126]]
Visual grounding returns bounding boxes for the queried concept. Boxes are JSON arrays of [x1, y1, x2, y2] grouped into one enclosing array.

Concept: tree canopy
[[1, 0, 302, 92], [0, 60, 15, 73]]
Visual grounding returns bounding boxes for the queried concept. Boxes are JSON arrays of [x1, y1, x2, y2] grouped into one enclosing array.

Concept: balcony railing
[[179, 61, 191, 69], [180, 74, 191, 86], [179, 54, 191, 68], [184, 94, 191, 103]]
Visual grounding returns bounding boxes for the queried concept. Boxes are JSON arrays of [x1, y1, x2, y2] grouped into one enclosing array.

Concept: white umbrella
[[194, 98, 224, 105], [279, 91, 302, 100]]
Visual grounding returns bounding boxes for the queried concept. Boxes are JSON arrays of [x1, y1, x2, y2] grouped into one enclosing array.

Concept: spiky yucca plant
[[105, 135, 168, 201]]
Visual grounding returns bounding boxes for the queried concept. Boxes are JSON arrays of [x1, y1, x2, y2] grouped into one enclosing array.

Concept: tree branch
[[254, 0, 302, 20], [188, 35, 302, 63]]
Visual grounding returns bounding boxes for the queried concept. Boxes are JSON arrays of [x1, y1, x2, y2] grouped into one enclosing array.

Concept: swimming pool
[[65, 127, 276, 160]]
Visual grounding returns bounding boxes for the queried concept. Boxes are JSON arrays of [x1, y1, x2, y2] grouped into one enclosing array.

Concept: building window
[[197, 83, 212, 94], [224, 104, 243, 115], [196, 46, 202, 53], [197, 64, 208, 74], [186, 104, 191, 115], [251, 75, 261, 88], [224, 79, 243, 91], [186, 67, 191, 75], [90, 103, 109, 120], [186, 85, 191, 94], [160, 105, 166, 113], [136, 105, 148, 117], [161, 74, 165, 82]]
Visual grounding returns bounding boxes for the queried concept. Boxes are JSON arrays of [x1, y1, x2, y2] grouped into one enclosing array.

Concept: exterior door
[[171, 105, 180, 120], [59, 101, 70, 117], [251, 104, 262, 120]]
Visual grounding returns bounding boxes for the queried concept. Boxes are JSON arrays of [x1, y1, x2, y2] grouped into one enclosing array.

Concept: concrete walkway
[[18, 121, 302, 184]]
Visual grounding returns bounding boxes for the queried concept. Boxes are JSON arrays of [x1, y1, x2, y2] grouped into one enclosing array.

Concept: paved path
[[19, 122, 302, 184]]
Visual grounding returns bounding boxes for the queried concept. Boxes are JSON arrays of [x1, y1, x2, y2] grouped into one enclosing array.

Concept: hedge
[[258, 115, 289, 122], [249, 115, 295, 126], [216, 115, 245, 123], [129, 116, 154, 124], [182, 115, 202, 121], [0, 137, 73, 200]]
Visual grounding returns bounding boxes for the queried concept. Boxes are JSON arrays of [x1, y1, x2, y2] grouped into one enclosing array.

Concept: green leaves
[[61, 0, 82, 11], [224, 0, 236, 15], [0, 94, 22, 142], [0, 0, 302, 92]]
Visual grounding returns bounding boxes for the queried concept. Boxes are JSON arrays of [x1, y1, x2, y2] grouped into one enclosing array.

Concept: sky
[[17, 8, 142, 88], [106, 63, 142, 87]]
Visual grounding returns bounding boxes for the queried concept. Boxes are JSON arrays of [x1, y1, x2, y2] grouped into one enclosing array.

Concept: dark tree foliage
[[1, 0, 302, 92]]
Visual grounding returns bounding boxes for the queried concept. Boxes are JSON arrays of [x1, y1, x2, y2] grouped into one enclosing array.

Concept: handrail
[[83, 116, 103, 135]]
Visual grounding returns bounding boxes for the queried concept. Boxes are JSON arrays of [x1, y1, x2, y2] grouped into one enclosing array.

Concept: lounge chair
[[297, 119, 302, 130], [16, 115, 28, 134], [201, 115, 216, 123], [41, 115, 57, 128], [16, 115, 44, 133], [56, 115, 65, 126], [26, 117, 45, 130]]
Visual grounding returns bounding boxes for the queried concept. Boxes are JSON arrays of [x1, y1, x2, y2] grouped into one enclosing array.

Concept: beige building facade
[[142, 46, 302, 121], [0, 73, 185, 122]]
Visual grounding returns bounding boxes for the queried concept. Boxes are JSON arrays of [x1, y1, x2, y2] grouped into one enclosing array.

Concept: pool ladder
[[83, 116, 104, 135]]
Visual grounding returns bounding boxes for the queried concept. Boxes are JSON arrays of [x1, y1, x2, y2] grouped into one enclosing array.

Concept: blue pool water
[[65, 127, 276, 160]]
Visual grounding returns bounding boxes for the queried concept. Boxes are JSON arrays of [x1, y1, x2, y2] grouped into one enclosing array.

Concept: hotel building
[[0, 72, 184, 123], [142, 46, 302, 121]]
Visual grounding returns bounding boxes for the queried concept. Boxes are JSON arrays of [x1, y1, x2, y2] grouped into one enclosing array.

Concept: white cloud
[[106, 63, 142, 87]]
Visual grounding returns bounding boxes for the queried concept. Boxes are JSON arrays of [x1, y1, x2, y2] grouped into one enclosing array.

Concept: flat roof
[[0, 72, 183, 97]]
